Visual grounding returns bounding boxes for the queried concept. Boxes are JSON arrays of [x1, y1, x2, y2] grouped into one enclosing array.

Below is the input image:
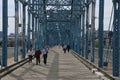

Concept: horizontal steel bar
[[47, 20, 70, 22], [18, 0, 27, 5], [28, 4, 81, 6], [71, 50, 115, 80], [0, 58, 29, 73]]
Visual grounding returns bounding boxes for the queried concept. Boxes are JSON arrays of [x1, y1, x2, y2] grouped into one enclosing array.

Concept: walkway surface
[[2, 46, 99, 80]]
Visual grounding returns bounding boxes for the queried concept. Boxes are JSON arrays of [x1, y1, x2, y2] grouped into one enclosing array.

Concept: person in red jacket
[[34, 48, 41, 65]]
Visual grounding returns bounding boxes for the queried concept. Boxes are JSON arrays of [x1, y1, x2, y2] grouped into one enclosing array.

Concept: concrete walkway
[[2, 46, 98, 80]]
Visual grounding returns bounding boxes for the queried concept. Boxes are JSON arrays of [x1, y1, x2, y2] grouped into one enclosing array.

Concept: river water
[[0, 47, 22, 58]]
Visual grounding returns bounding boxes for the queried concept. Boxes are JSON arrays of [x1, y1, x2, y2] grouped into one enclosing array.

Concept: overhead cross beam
[[18, 0, 28, 5]]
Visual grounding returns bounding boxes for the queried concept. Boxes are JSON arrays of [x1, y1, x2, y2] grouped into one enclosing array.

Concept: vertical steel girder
[[77, 17, 81, 54], [71, 18, 76, 51], [37, 19, 39, 49], [112, 0, 120, 77], [98, 0, 104, 68], [74, 19, 78, 52], [2, 0, 8, 67], [34, 0, 39, 50], [85, 4, 89, 59], [82, 12, 85, 57], [35, 18, 37, 50], [32, 15, 35, 50], [32, 0, 35, 50], [27, 0, 31, 51], [91, 0, 96, 63], [36, 19, 40, 48], [27, 12, 31, 51], [38, 23, 41, 48], [14, 0, 19, 62], [22, 4, 26, 59]]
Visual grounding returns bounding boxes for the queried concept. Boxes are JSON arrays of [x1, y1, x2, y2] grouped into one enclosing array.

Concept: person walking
[[67, 45, 70, 53], [27, 47, 34, 64], [42, 47, 48, 65], [63, 44, 67, 53], [34, 48, 42, 65]]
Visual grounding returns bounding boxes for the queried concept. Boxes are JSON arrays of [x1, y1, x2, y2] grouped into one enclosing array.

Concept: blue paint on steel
[[36, 19, 39, 49], [79, 15, 82, 55], [22, 4, 26, 59], [85, 3, 89, 59], [91, 0, 96, 63], [27, 0, 31, 51], [14, 0, 19, 62], [35, 18, 37, 50], [98, 0, 104, 68], [32, 0, 35, 50], [27, 13, 31, 50], [112, 0, 119, 77], [82, 12, 85, 57], [2, 0, 8, 67], [38, 22, 41, 49]]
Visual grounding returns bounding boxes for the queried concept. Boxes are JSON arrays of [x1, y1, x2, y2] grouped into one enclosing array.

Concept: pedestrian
[[34, 48, 42, 65], [63, 44, 67, 53], [27, 47, 34, 64], [42, 47, 48, 65], [67, 45, 70, 53]]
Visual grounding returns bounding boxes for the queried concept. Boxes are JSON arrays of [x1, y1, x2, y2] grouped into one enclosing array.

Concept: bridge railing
[[0, 58, 29, 79], [71, 49, 115, 80]]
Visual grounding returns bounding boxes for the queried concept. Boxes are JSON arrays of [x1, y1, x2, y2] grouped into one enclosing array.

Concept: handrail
[[0, 58, 30, 78], [71, 50, 115, 80], [0, 58, 28, 73]]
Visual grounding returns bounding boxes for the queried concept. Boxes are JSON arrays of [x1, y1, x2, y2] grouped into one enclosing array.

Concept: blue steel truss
[[1, 0, 92, 67], [2, 0, 120, 77], [112, 0, 120, 77]]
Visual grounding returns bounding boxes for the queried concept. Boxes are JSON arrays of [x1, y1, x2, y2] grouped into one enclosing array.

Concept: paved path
[[2, 46, 99, 80]]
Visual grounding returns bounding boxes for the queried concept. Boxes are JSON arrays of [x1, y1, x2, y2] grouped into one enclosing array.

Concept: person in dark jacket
[[67, 45, 70, 53], [35, 48, 41, 65]]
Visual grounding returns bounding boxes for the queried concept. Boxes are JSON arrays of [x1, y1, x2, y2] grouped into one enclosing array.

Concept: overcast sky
[[0, 0, 113, 34]]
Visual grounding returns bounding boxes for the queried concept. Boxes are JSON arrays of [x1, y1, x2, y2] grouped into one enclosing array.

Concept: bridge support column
[[22, 4, 26, 59], [98, 0, 104, 68], [112, 0, 120, 77], [32, 0, 35, 50], [35, 18, 37, 50], [82, 12, 85, 57], [85, 3, 89, 59], [36, 19, 39, 49], [78, 15, 82, 55], [91, 0, 96, 63], [14, 0, 19, 62], [32, 14, 34, 50], [27, 0, 31, 51], [2, 0, 8, 67]]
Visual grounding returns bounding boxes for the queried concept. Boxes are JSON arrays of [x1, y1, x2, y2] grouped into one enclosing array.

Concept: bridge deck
[[2, 46, 99, 80]]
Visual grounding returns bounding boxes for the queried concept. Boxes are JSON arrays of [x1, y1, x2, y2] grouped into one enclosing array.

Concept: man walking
[[35, 48, 41, 65], [42, 47, 48, 65]]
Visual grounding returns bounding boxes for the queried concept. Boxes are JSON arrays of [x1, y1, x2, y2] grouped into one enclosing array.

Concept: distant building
[[8, 32, 27, 40]]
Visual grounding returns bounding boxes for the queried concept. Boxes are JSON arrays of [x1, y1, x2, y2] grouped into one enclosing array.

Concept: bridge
[[0, 0, 120, 80]]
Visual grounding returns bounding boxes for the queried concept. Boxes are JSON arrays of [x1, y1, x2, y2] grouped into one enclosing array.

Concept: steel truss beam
[[14, 0, 19, 62], [2, 0, 8, 67], [98, 0, 104, 68], [112, 0, 120, 77]]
